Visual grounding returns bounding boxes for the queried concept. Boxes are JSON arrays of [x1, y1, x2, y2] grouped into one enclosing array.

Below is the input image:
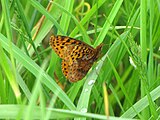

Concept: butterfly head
[[94, 43, 103, 60]]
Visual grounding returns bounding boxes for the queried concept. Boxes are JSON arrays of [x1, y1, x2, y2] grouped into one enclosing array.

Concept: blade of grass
[[140, 0, 147, 62], [94, 0, 123, 46], [122, 70, 139, 112], [44, 91, 58, 120], [0, 105, 138, 120], [57, 0, 74, 34], [140, 0, 148, 117], [4, 55, 32, 100], [1, 0, 21, 104], [109, 84, 124, 113], [0, 60, 6, 103], [121, 85, 160, 118], [103, 83, 109, 118], [147, 0, 159, 118], [0, 13, 4, 32], [24, 74, 41, 120]]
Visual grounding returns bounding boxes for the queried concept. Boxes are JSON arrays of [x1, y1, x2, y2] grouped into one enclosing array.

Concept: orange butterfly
[[49, 35, 102, 82]]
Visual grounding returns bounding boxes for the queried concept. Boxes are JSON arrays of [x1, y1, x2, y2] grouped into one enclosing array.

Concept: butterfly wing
[[61, 60, 85, 82], [49, 35, 95, 59], [62, 60, 88, 82], [62, 53, 95, 82], [61, 60, 69, 79], [66, 44, 102, 82], [50, 35, 73, 59]]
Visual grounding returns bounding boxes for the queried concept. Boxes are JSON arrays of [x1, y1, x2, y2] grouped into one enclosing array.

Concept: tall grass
[[0, 0, 159, 119]]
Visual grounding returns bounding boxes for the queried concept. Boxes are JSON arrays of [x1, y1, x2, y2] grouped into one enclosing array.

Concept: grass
[[0, 0, 160, 119]]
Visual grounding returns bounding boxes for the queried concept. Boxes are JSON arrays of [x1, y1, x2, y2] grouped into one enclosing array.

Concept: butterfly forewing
[[50, 35, 72, 59]]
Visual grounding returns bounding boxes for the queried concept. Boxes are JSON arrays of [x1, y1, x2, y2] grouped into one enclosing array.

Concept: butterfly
[[49, 35, 102, 82]]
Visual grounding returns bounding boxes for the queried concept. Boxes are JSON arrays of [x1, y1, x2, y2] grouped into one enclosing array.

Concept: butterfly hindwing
[[62, 60, 86, 82]]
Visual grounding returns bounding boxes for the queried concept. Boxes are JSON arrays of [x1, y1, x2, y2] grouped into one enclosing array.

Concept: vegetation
[[0, 0, 159, 119]]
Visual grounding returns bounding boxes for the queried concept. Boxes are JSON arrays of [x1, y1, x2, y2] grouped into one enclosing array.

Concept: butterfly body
[[49, 35, 102, 82]]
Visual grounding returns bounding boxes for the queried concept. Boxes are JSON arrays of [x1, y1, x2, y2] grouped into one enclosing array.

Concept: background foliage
[[0, 0, 160, 119]]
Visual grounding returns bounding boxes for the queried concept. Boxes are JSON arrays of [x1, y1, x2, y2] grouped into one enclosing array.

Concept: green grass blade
[[1, 0, 21, 103], [121, 85, 160, 118], [57, 0, 74, 34], [94, 0, 123, 46], [0, 105, 138, 120]]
